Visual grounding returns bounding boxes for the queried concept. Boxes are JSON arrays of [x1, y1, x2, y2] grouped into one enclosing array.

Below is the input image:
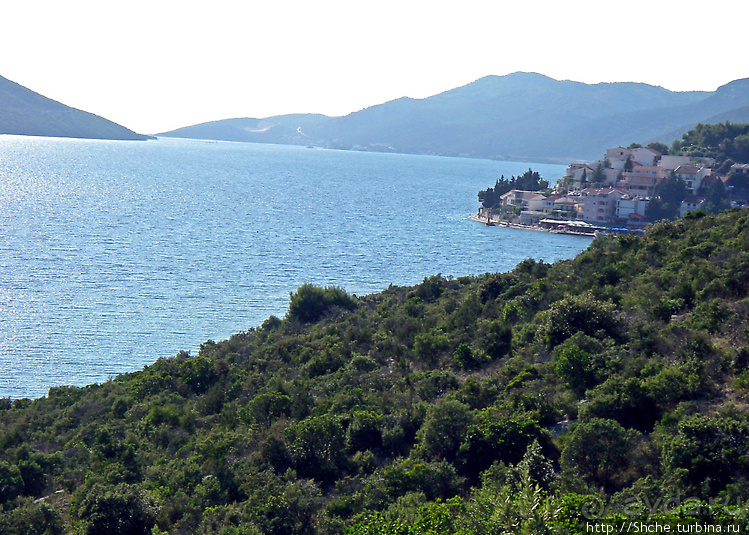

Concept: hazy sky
[[3, 0, 747, 135]]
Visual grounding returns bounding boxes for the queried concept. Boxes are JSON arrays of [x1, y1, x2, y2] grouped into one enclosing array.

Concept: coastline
[[467, 214, 599, 237], [467, 213, 547, 232]]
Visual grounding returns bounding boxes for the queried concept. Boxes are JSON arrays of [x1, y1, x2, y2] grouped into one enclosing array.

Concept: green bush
[[561, 418, 640, 492], [285, 414, 347, 484], [74, 482, 158, 535], [459, 414, 543, 482], [579, 377, 658, 431], [287, 284, 357, 323], [544, 292, 618, 348], [417, 400, 472, 462], [0, 461, 23, 503], [554, 344, 595, 397], [660, 414, 749, 495], [480, 319, 513, 359]]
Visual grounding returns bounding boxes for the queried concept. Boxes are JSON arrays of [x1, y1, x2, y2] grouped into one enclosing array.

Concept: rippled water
[[0, 136, 591, 398]]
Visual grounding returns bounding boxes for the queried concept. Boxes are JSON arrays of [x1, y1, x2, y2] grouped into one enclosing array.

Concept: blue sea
[[0, 136, 592, 399]]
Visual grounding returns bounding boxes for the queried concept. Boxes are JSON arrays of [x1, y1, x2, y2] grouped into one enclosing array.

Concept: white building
[[631, 147, 660, 167], [731, 163, 749, 175], [674, 164, 711, 193], [658, 155, 691, 171], [499, 189, 534, 210], [565, 163, 596, 183], [616, 195, 649, 222], [680, 196, 704, 217], [553, 196, 580, 218], [606, 147, 632, 164]]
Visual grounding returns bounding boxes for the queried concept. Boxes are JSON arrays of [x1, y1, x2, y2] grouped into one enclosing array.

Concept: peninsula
[[0, 75, 148, 141]]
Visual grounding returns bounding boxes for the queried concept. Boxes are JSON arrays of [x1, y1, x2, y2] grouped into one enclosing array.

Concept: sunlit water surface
[[0, 136, 592, 398]]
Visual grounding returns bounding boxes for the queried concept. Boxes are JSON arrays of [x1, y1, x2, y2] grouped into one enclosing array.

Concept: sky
[[2, 0, 748, 135]]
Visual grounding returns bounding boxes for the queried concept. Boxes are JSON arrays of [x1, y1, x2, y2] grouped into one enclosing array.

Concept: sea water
[[0, 136, 592, 399]]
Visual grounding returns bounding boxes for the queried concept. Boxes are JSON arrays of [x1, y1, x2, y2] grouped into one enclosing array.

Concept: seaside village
[[476, 146, 749, 235]]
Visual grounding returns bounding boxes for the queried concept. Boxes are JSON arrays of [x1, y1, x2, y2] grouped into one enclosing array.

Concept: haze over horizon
[[3, 0, 748, 135]]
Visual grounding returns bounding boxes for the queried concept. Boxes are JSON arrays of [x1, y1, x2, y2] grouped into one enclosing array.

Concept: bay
[[0, 136, 592, 399]]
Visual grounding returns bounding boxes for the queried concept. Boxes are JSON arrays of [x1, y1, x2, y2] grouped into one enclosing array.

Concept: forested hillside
[[3, 210, 749, 534]]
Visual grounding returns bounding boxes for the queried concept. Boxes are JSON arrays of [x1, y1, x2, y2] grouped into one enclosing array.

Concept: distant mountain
[[160, 114, 329, 146], [0, 75, 148, 140], [160, 72, 749, 161]]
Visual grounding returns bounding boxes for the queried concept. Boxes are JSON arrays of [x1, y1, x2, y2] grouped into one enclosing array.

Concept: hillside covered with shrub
[[3, 209, 749, 534]]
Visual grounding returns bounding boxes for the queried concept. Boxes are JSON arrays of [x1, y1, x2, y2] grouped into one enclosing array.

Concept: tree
[[74, 483, 157, 535], [459, 415, 543, 482], [645, 175, 688, 221], [579, 376, 658, 431], [623, 156, 634, 173], [591, 163, 607, 184], [701, 180, 731, 214], [285, 414, 346, 484], [731, 133, 749, 162], [515, 169, 549, 191], [647, 142, 669, 155], [543, 292, 618, 348], [480, 319, 512, 359], [478, 170, 549, 210], [347, 411, 383, 452], [0, 461, 23, 503], [672, 122, 749, 160], [561, 418, 639, 491], [0, 501, 65, 535], [418, 400, 472, 462], [287, 284, 357, 323], [554, 344, 595, 397], [661, 415, 749, 495]]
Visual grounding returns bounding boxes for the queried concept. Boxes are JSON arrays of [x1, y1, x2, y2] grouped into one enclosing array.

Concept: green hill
[[3, 209, 749, 533], [0, 75, 148, 140]]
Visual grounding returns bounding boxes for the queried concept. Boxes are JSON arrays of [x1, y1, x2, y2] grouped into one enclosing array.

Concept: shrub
[[0, 461, 23, 503], [287, 284, 357, 323], [579, 377, 658, 431], [285, 414, 346, 484], [453, 343, 484, 370], [544, 292, 618, 348], [74, 482, 158, 535], [554, 344, 595, 397], [561, 418, 640, 492], [480, 319, 513, 359], [660, 414, 749, 495], [347, 411, 383, 452], [248, 392, 292, 425], [417, 400, 472, 462], [413, 328, 450, 363], [459, 415, 543, 482]]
